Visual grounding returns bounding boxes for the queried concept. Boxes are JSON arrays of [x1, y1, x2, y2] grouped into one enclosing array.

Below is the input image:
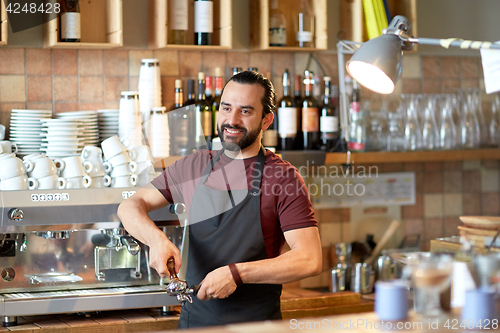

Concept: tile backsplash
[[0, 48, 496, 289]]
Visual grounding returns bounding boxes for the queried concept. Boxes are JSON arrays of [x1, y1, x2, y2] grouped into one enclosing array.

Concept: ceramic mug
[[108, 161, 138, 177], [29, 174, 67, 190], [59, 156, 92, 179], [89, 175, 112, 188], [65, 175, 92, 189], [111, 174, 137, 188], [0, 156, 30, 180], [24, 154, 61, 179], [0, 174, 33, 190], [0, 141, 18, 154], [101, 135, 128, 160]]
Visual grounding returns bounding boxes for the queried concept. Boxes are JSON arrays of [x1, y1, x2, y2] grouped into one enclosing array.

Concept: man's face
[[217, 81, 271, 151]]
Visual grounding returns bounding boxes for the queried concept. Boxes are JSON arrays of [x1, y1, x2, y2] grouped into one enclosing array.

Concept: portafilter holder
[[165, 257, 200, 306]]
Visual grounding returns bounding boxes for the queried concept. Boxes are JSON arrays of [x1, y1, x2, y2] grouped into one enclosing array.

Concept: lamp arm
[[407, 36, 500, 50]]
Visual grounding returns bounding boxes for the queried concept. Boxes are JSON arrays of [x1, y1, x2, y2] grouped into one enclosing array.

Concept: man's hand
[[197, 266, 237, 301], [147, 232, 182, 277]]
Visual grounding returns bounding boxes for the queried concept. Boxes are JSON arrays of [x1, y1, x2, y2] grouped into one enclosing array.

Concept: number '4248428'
[[444, 318, 498, 330], [6, 2, 61, 14]]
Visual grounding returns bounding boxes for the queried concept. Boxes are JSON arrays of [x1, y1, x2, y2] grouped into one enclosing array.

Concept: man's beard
[[218, 122, 262, 151]]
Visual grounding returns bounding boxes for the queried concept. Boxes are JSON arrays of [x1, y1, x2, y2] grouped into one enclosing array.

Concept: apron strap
[[250, 147, 266, 195]]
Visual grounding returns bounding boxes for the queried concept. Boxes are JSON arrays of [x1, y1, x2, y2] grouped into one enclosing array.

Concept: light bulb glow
[[347, 61, 395, 95]]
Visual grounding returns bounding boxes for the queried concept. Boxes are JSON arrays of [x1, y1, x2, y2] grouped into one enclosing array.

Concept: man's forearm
[[236, 228, 322, 285], [117, 197, 166, 246]]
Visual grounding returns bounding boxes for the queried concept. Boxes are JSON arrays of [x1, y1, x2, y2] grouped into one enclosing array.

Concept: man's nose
[[227, 110, 242, 126]]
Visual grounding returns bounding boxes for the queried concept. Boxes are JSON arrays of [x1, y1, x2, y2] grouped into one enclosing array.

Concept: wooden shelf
[[324, 149, 500, 165], [0, 0, 7, 46], [250, 0, 327, 51], [43, 0, 123, 49], [154, 149, 500, 169], [148, 0, 232, 50]]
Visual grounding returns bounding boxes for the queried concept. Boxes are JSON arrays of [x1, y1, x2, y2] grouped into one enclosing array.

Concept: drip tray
[[0, 285, 178, 317]]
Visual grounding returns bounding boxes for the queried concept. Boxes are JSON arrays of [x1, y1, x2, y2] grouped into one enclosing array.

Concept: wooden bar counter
[[0, 289, 374, 332]]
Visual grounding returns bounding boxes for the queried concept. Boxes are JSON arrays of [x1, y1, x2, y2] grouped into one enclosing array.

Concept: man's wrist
[[228, 263, 243, 286]]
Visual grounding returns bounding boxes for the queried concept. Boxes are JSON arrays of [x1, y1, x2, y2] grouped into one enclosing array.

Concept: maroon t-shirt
[[151, 149, 317, 258]]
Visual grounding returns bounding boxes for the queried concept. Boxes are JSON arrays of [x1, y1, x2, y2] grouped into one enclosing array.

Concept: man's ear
[[261, 112, 274, 131]]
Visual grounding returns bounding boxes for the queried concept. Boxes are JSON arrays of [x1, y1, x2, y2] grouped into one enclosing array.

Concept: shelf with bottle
[[250, 0, 327, 51], [0, 0, 7, 46], [149, 0, 231, 50], [43, 0, 122, 49]]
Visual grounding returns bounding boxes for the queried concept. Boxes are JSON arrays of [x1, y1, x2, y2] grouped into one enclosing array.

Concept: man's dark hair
[[222, 70, 276, 118]]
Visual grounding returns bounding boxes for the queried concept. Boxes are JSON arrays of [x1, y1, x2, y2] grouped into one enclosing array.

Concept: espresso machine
[[0, 187, 187, 326]]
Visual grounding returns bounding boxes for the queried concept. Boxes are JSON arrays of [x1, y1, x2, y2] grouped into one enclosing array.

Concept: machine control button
[[8, 208, 24, 221], [1, 267, 15, 282]]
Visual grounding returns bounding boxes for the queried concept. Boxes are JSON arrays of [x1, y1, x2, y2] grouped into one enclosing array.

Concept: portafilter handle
[[167, 257, 178, 280]]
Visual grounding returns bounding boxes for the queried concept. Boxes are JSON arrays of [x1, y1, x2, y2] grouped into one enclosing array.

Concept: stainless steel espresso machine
[[0, 188, 187, 326]]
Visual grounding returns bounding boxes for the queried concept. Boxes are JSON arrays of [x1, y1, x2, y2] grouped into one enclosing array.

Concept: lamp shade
[[346, 34, 403, 94]]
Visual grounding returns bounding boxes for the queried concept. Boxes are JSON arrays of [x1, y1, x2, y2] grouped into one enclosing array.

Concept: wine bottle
[[294, 74, 304, 149], [174, 79, 184, 109], [171, 79, 190, 155], [320, 76, 339, 152], [232, 67, 242, 76], [185, 79, 196, 105], [302, 70, 320, 150], [212, 67, 223, 140], [60, 0, 81, 42], [347, 79, 366, 152], [194, 0, 213, 45], [205, 75, 214, 105], [196, 72, 212, 148], [168, 0, 188, 44], [269, 0, 287, 47], [295, 0, 315, 48], [277, 69, 298, 151]]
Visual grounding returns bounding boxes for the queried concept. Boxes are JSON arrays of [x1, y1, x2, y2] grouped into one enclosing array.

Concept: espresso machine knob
[[8, 208, 24, 221], [169, 203, 186, 215]]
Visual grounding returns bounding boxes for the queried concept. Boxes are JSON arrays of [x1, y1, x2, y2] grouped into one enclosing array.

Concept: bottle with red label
[[347, 79, 366, 152], [302, 70, 320, 150]]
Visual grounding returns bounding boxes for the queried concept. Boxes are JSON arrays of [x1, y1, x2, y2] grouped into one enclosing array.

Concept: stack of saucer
[[97, 109, 119, 143], [57, 111, 99, 148], [40, 119, 83, 158], [9, 109, 52, 156]]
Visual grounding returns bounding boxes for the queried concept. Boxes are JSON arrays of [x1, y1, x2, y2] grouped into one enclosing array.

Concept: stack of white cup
[[119, 91, 144, 148], [138, 58, 162, 123], [148, 106, 170, 158], [80, 146, 111, 188], [23, 153, 66, 190], [0, 153, 35, 191], [101, 135, 138, 188], [58, 156, 93, 189], [130, 145, 156, 187]]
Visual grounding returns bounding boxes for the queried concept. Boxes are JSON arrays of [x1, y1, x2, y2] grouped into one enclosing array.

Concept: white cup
[[0, 141, 18, 154], [108, 161, 138, 177], [137, 172, 155, 187], [29, 174, 67, 190], [131, 145, 154, 164], [89, 175, 112, 188], [24, 154, 61, 179], [65, 175, 92, 189], [0, 156, 31, 180], [105, 150, 133, 167], [0, 175, 32, 191], [0, 124, 5, 141], [137, 161, 155, 175], [101, 135, 128, 160], [81, 146, 103, 161], [59, 156, 92, 179], [111, 174, 137, 188]]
